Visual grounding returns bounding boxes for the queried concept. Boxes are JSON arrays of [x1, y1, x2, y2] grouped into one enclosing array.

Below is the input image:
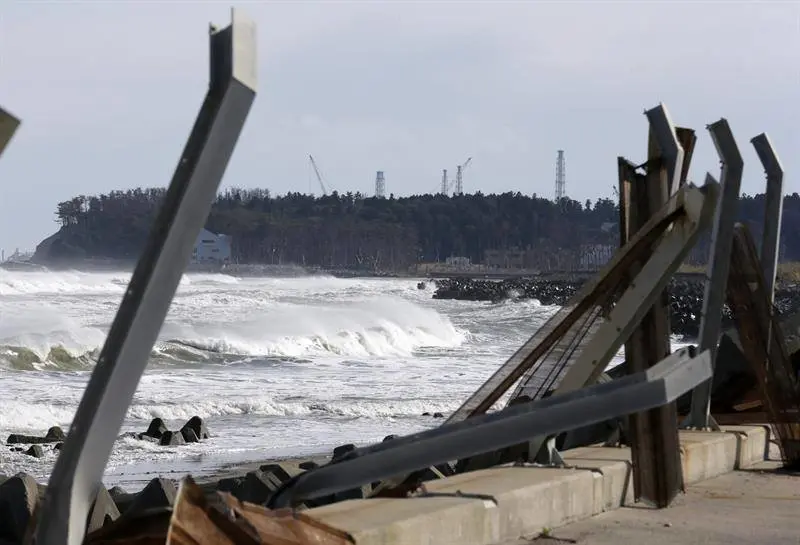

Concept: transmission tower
[[440, 169, 449, 195], [375, 171, 386, 198], [555, 149, 566, 201]]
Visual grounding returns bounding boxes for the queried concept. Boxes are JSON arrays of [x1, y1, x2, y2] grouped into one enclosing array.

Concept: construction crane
[[454, 157, 472, 195], [308, 154, 328, 196]]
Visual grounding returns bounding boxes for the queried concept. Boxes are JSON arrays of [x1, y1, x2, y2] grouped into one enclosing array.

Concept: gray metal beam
[[645, 103, 685, 195], [751, 133, 784, 303], [35, 9, 258, 545], [687, 118, 744, 430], [268, 348, 712, 508], [0, 105, 21, 159]]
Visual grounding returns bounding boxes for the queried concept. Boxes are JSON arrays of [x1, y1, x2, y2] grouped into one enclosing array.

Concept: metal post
[[35, 10, 258, 545], [0, 105, 21, 159], [623, 117, 683, 507], [687, 119, 744, 430], [645, 104, 685, 196], [751, 133, 784, 303], [675, 127, 697, 188]]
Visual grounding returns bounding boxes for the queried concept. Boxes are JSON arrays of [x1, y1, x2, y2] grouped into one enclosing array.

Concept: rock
[[124, 478, 176, 517], [432, 412, 444, 418], [180, 427, 199, 444], [258, 464, 292, 484], [182, 416, 210, 440], [382, 434, 398, 442], [0, 473, 39, 544], [24, 445, 43, 458], [234, 470, 280, 504], [159, 431, 186, 447], [86, 486, 120, 533], [108, 485, 128, 499], [53, 442, 63, 451], [6, 433, 59, 445], [332, 443, 356, 461], [216, 477, 244, 494], [143, 417, 167, 439], [431, 277, 800, 338], [46, 426, 66, 441], [299, 460, 319, 470]]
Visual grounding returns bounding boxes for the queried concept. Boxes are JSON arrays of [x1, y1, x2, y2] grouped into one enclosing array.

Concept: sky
[[1, 1, 798, 254]]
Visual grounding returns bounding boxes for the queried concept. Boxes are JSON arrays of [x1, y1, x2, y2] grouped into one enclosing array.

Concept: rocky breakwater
[[433, 277, 800, 338], [0, 417, 213, 544], [0, 434, 450, 543]]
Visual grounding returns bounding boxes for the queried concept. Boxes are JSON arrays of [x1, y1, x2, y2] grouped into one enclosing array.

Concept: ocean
[[0, 269, 653, 490]]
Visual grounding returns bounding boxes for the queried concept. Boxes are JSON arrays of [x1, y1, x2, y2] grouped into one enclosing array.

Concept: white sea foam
[[0, 269, 689, 489]]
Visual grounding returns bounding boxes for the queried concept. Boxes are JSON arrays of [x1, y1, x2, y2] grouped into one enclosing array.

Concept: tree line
[[47, 188, 800, 271]]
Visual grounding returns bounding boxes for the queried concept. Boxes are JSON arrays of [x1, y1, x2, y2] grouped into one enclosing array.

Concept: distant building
[[191, 228, 232, 265], [484, 248, 526, 269], [578, 243, 615, 270], [445, 256, 471, 269]]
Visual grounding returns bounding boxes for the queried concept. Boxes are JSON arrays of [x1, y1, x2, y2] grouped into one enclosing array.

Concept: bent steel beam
[[535, 181, 717, 396], [35, 9, 258, 545], [0, 105, 21, 159], [446, 183, 706, 426], [645, 103, 685, 195], [687, 119, 744, 430], [268, 348, 712, 508], [751, 133, 784, 303]]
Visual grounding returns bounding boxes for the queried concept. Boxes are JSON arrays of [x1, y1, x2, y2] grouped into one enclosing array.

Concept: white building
[[191, 228, 232, 265]]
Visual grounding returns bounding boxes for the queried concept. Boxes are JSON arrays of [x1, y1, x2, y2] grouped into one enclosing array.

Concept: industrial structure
[[440, 157, 472, 196], [454, 156, 472, 195], [374, 170, 386, 198], [555, 149, 566, 201], [308, 154, 329, 196], [191, 228, 232, 265]]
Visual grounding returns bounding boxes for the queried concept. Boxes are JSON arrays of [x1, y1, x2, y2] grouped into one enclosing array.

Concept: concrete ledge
[[310, 494, 498, 545], [562, 446, 634, 511], [308, 426, 768, 545], [721, 424, 770, 468], [679, 430, 738, 483]]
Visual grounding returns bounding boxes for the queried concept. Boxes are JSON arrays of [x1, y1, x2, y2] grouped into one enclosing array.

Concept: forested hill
[[35, 188, 800, 271]]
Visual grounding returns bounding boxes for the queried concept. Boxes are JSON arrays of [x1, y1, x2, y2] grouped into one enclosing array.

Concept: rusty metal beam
[[623, 122, 684, 507], [751, 132, 784, 303], [675, 127, 697, 187], [727, 224, 800, 468]]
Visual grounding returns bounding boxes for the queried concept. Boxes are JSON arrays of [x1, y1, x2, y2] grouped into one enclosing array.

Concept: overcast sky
[[1, 1, 798, 254]]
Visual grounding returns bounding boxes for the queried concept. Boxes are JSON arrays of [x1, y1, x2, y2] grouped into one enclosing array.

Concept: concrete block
[[562, 446, 634, 511], [311, 495, 498, 545], [304, 429, 769, 545], [679, 430, 738, 484], [424, 467, 596, 543], [721, 425, 769, 468]]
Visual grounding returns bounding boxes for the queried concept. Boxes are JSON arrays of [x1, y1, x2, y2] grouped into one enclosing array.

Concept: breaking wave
[[0, 270, 466, 370]]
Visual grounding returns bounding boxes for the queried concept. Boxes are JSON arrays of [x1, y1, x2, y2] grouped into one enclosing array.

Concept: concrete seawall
[[308, 425, 769, 545]]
